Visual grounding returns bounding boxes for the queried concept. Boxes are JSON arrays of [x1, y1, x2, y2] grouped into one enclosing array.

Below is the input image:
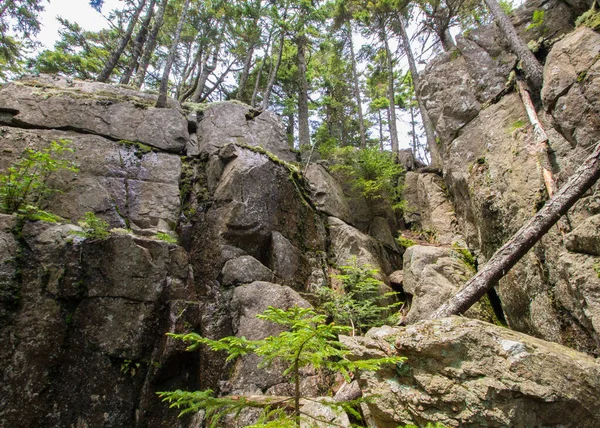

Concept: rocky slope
[[1, 2, 600, 425]]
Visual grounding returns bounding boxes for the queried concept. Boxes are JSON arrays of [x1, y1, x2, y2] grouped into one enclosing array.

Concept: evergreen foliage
[[158, 305, 404, 426], [74, 212, 110, 240], [319, 258, 401, 335], [330, 146, 404, 203], [0, 139, 78, 216]]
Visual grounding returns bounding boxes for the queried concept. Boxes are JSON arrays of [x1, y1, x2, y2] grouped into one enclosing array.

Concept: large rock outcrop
[[344, 317, 600, 427], [419, 14, 600, 354], [0, 127, 181, 234], [0, 221, 197, 427], [0, 75, 189, 153]]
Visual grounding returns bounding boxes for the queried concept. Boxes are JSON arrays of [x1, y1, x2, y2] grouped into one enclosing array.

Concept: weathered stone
[[304, 163, 352, 223], [343, 317, 600, 427], [513, 0, 580, 43], [565, 214, 600, 256], [196, 101, 296, 162], [269, 231, 304, 283], [221, 255, 275, 286], [0, 214, 18, 326], [228, 281, 310, 393], [0, 75, 188, 152], [388, 270, 403, 286], [406, 173, 461, 245], [208, 145, 326, 290], [442, 93, 540, 251], [557, 251, 600, 350], [396, 148, 424, 171], [403, 245, 493, 323], [300, 398, 351, 428], [0, 222, 194, 428], [402, 172, 421, 226], [328, 216, 400, 277], [542, 28, 600, 150], [369, 216, 398, 251], [0, 127, 181, 233], [418, 55, 481, 146], [456, 29, 516, 103]]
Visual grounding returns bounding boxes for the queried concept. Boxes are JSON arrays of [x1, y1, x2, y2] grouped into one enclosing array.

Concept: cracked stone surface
[[0, 75, 189, 153], [195, 101, 297, 162], [343, 317, 600, 427], [0, 127, 181, 233]]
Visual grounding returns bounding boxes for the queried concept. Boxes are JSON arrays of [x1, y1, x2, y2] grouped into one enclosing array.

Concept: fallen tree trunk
[[517, 80, 557, 197], [431, 141, 600, 318]]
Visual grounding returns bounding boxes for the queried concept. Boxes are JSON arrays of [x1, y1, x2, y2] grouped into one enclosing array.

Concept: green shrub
[[396, 235, 417, 249], [319, 258, 401, 335], [159, 305, 404, 427], [74, 212, 110, 240], [0, 139, 78, 215], [527, 9, 545, 31], [330, 146, 405, 203], [155, 231, 178, 244]]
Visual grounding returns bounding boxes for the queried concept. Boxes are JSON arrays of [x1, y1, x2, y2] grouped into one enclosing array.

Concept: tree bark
[[120, 0, 156, 85], [397, 15, 439, 165], [236, 44, 255, 102], [382, 24, 398, 153], [178, 44, 204, 102], [261, 30, 285, 111], [347, 23, 367, 149], [191, 42, 220, 103], [251, 27, 274, 107], [132, 0, 168, 89], [156, 0, 190, 108], [431, 141, 600, 318], [97, 0, 147, 82], [484, 0, 544, 90], [297, 34, 311, 148], [517, 79, 556, 197]]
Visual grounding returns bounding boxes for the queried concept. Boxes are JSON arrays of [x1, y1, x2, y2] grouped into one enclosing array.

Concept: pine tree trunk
[[132, 0, 168, 89], [439, 27, 456, 52], [397, 15, 439, 165], [347, 23, 367, 149], [120, 0, 156, 85], [382, 26, 399, 153], [236, 45, 255, 102], [431, 141, 600, 318], [297, 35, 311, 148], [178, 44, 204, 102], [191, 43, 220, 103], [261, 30, 285, 111], [156, 0, 190, 108], [484, 0, 544, 90], [97, 0, 146, 82]]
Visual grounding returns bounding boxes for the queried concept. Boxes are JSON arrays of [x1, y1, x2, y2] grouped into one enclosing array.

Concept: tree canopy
[[1, 0, 546, 164]]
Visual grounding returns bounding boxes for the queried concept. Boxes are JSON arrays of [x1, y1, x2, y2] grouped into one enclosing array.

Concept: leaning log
[[431, 141, 600, 318]]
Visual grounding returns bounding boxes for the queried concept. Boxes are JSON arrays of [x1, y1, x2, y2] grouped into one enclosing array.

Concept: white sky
[[36, 0, 122, 49]]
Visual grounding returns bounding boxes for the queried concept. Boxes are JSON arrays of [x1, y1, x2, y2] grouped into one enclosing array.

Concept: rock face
[[0, 127, 181, 234], [193, 101, 296, 162], [402, 172, 461, 245], [0, 75, 189, 153], [328, 216, 401, 278], [402, 245, 496, 323], [0, 222, 197, 427], [419, 21, 600, 354], [343, 317, 600, 427], [542, 27, 600, 151], [304, 163, 353, 223]]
